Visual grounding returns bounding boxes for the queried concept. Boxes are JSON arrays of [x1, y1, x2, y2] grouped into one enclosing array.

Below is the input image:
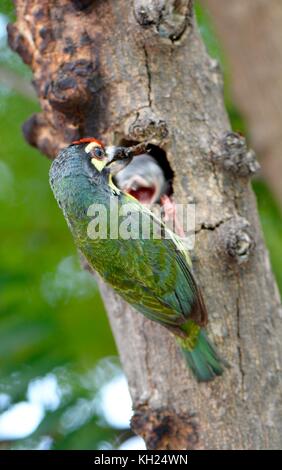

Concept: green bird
[[49, 137, 226, 382]]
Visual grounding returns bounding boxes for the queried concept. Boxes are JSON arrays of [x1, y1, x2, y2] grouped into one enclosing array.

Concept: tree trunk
[[8, 0, 282, 449], [202, 0, 282, 209]]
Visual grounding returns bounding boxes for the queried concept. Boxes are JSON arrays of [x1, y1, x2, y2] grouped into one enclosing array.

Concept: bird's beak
[[104, 148, 132, 176], [105, 142, 150, 176], [105, 142, 150, 166], [105, 146, 132, 166]]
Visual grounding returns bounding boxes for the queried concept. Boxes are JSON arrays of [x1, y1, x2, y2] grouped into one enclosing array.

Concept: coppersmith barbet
[[49, 138, 226, 381]]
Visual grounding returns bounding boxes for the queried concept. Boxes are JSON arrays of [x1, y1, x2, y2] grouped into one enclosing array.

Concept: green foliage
[[0, 0, 15, 19], [253, 180, 282, 293]]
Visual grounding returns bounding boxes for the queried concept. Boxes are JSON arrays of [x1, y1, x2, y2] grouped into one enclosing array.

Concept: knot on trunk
[[23, 113, 61, 158], [127, 110, 169, 142], [46, 60, 96, 114], [133, 0, 192, 41], [217, 217, 255, 264], [131, 405, 199, 450], [211, 132, 260, 177]]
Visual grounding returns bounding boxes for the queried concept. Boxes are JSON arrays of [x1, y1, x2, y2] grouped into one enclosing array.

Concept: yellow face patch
[[91, 158, 107, 172], [85, 142, 107, 172]]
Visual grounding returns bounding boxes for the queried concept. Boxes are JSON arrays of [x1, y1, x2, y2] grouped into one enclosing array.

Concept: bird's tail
[[179, 329, 226, 382]]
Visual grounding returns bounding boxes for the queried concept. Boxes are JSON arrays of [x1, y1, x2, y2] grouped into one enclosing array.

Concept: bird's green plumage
[[50, 144, 226, 381]]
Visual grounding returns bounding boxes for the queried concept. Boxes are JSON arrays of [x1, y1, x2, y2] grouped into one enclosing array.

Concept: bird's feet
[[160, 194, 185, 237]]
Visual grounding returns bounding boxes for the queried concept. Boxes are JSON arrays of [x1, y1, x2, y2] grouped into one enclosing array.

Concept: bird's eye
[[94, 147, 104, 158]]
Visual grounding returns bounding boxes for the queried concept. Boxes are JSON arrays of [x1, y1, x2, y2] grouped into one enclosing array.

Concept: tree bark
[[201, 0, 282, 209], [8, 0, 282, 449]]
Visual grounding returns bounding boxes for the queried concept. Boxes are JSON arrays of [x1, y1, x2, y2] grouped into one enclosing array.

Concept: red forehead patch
[[71, 137, 104, 147]]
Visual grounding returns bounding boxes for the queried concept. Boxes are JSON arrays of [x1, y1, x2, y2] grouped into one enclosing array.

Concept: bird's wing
[[96, 195, 208, 328]]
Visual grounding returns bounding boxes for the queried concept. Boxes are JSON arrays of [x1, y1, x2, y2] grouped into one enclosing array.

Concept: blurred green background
[[0, 0, 281, 450]]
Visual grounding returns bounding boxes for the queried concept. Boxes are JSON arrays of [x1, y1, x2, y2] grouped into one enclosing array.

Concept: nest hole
[[118, 139, 174, 199]]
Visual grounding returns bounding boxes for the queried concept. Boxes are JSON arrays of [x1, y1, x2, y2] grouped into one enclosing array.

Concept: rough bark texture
[[202, 0, 282, 209], [8, 0, 282, 449]]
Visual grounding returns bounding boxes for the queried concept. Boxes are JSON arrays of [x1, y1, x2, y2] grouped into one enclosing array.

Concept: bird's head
[[68, 137, 144, 176], [50, 137, 151, 198], [69, 137, 109, 173], [68, 137, 151, 175]]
